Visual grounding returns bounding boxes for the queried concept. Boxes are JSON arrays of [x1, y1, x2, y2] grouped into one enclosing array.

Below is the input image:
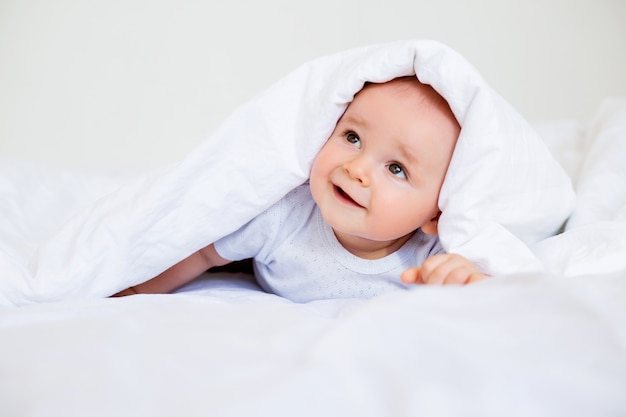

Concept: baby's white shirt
[[214, 184, 444, 302]]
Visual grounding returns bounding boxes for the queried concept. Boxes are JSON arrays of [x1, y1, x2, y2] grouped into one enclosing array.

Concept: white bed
[[2, 86, 626, 417], [1, 1, 626, 416]]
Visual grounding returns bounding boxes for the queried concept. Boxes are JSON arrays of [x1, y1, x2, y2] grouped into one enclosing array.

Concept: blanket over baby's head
[[4, 40, 575, 305]]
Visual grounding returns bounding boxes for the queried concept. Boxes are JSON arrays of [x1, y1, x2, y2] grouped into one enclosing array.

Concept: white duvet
[[1, 40, 626, 416], [0, 41, 574, 305], [1, 39, 578, 305]]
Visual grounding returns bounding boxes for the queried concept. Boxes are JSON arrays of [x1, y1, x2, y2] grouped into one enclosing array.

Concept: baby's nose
[[343, 157, 370, 186]]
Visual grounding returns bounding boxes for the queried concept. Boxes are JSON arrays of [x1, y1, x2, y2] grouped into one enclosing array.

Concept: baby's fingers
[[466, 272, 489, 284], [421, 254, 483, 285], [419, 254, 458, 285], [401, 267, 423, 284]]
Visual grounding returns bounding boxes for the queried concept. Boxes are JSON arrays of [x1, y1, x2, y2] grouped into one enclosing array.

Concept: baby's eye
[[345, 131, 361, 148], [387, 163, 407, 179]]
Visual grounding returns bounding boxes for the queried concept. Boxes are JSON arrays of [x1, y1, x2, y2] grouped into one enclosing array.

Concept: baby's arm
[[401, 253, 488, 286], [112, 244, 230, 296]]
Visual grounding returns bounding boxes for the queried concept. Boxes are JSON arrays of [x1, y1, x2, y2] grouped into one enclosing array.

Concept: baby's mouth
[[335, 186, 364, 208]]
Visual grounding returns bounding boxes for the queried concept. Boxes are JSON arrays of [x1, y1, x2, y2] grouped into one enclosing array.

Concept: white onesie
[[214, 184, 444, 302]]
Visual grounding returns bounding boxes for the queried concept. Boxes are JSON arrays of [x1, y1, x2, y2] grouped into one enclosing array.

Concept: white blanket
[[534, 98, 626, 276], [0, 40, 576, 306]]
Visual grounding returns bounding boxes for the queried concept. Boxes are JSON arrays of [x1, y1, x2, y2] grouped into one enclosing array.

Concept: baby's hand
[[401, 254, 488, 285]]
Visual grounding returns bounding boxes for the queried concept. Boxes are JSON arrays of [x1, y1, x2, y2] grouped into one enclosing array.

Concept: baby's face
[[309, 78, 459, 257]]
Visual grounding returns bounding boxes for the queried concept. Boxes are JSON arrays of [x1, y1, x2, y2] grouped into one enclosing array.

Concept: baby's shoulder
[[268, 183, 317, 237]]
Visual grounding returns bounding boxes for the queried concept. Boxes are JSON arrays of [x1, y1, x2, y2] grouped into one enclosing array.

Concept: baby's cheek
[[370, 207, 419, 241]]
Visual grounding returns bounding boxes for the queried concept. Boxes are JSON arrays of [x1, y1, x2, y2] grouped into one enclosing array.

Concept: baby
[[115, 77, 487, 301]]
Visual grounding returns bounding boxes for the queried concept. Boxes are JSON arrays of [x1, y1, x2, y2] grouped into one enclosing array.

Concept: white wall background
[[1, 0, 625, 169]]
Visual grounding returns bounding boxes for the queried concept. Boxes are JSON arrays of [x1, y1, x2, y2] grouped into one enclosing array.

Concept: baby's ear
[[421, 211, 440, 235]]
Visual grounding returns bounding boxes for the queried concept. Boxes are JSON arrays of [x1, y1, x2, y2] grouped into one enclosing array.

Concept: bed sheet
[[1, 272, 625, 417]]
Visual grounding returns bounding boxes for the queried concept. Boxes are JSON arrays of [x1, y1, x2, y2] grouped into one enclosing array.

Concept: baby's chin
[[331, 224, 415, 245], [331, 228, 416, 260]]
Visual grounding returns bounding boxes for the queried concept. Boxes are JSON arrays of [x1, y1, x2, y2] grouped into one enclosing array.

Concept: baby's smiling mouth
[[335, 185, 365, 208]]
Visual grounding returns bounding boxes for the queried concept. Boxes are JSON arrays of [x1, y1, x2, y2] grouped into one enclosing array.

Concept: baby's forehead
[[359, 77, 446, 106], [354, 78, 460, 133]]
